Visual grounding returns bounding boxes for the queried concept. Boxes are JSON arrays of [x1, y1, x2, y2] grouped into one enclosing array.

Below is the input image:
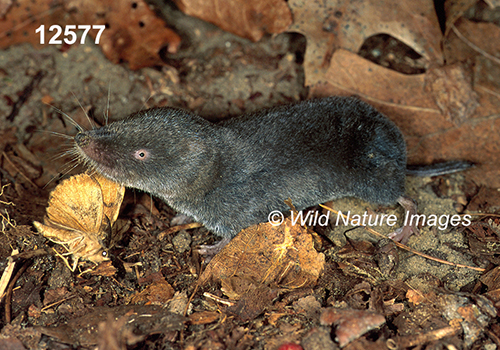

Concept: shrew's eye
[[134, 149, 150, 161]]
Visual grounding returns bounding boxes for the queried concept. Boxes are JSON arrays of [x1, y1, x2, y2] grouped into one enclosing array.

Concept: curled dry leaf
[[198, 218, 325, 289], [175, 0, 292, 42], [320, 308, 386, 347], [288, 0, 443, 87], [34, 173, 125, 271]]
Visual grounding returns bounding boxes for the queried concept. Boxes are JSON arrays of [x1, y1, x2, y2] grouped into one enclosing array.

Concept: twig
[[203, 292, 235, 307], [391, 324, 461, 348], [2, 152, 39, 189], [0, 249, 19, 302], [41, 294, 77, 312], [0, 183, 14, 206], [4, 260, 31, 323]]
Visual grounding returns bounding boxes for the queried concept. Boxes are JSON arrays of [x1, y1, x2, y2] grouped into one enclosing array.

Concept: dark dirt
[[0, 3, 499, 350]]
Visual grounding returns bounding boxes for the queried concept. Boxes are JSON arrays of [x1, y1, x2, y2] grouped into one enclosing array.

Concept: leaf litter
[[0, 0, 499, 348]]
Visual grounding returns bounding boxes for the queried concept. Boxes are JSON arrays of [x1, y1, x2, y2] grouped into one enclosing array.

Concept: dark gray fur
[[75, 96, 408, 238]]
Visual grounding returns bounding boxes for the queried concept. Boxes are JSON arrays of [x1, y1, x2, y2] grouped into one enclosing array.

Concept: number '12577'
[[35, 25, 106, 45]]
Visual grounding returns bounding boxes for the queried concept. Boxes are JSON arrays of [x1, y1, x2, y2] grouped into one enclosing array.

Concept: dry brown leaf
[[406, 289, 427, 305], [0, 0, 13, 18], [129, 280, 175, 305], [424, 63, 479, 124], [188, 311, 221, 325], [319, 308, 386, 347], [0, 0, 180, 69], [444, 18, 500, 70], [316, 49, 443, 129], [198, 219, 325, 289], [444, 0, 478, 37], [225, 283, 279, 321], [43, 287, 70, 307], [288, 0, 443, 87], [65, 0, 181, 69], [395, 291, 495, 348], [87, 260, 117, 276], [34, 172, 125, 271], [175, 0, 292, 42], [0, 0, 67, 49], [480, 267, 500, 291]]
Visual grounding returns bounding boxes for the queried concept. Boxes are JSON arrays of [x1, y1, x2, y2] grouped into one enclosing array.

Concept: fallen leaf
[[464, 217, 500, 265], [197, 218, 324, 321], [87, 260, 118, 277], [480, 267, 500, 291], [43, 287, 70, 307], [96, 313, 142, 350], [225, 283, 280, 322], [0, 0, 13, 18], [406, 289, 426, 306], [175, 0, 292, 42], [444, 0, 478, 37], [394, 291, 495, 348], [288, 0, 443, 87], [34, 172, 125, 271], [0, 0, 67, 49], [166, 291, 190, 316], [319, 308, 386, 347], [129, 280, 175, 305], [188, 311, 221, 325], [292, 295, 321, 319], [0, 0, 181, 69], [444, 18, 500, 75], [0, 338, 26, 350], [65, 0, 181, 69], [424, 63, 479, 124], [301, 327, 336, 350], [198, 218, 325, 289]]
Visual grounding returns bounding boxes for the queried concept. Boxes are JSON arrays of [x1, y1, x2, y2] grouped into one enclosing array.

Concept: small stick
[[0, 249, 19, 302]]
